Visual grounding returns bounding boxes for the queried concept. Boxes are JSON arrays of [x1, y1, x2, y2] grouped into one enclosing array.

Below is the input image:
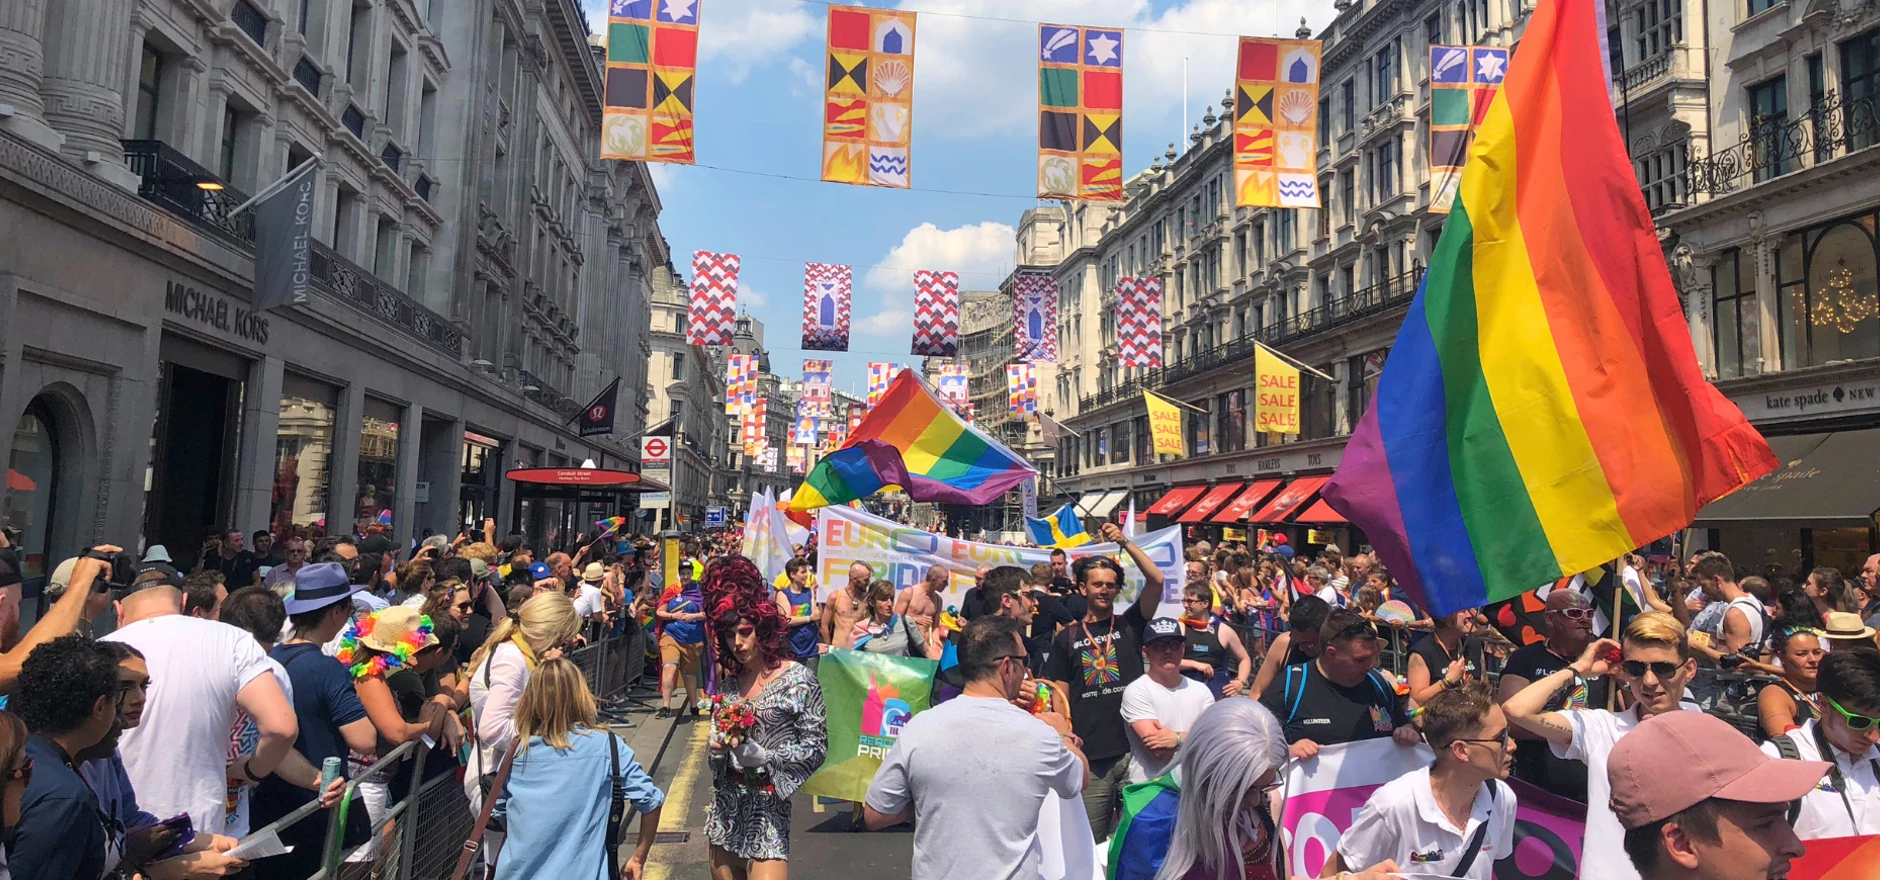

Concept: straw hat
[[1822, 611, 1878, 641], [355, 605, 439, 653]]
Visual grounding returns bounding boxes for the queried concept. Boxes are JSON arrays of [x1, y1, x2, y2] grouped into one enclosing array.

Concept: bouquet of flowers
[[705, 693, 774, 796]]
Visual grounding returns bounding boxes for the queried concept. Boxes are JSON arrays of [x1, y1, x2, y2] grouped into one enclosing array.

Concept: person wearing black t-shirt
[[1042, 521, 1160, 843], [1405, 609, 1489, 706], [1248, 595, 1332, 701], [199, 528, 259, 587], [1494, 589, 1606, 802], [937, 567, 1056, 696], [1258, 608, 1419, 760]]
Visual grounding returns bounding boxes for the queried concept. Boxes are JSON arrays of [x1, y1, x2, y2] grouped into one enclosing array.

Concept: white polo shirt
[[1336, 766, 1516, 880], [1759, 718, 1880, 840]]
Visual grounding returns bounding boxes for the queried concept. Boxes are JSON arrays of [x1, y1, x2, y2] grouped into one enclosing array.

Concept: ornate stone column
[[1673, 243, 1720, 378], [40, 0, 133, 175], [0, 0, 61, 150]]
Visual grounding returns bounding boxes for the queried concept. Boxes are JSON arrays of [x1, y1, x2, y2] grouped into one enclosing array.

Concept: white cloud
[[645, 162, 680, 196], [582, 0, 818, 84], [863, 221, 1016, 292], [785, 57, 821, 100], [740, 284, 770, 308], [855, 309, 913, 335]]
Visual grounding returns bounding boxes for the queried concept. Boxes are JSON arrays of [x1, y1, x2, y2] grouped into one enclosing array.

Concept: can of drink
[[320, 756, 342, 791]]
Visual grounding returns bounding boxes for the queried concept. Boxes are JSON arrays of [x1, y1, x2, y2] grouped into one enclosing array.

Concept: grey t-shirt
[[865, 696, 1083, 880]]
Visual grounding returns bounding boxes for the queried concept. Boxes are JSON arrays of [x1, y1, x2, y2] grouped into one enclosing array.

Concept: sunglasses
[[1451, 727, 1514, 749], [1825, 694, 1880, 732], [1620, 660, 1683, 680], [8, 756, 30, 789], [1552, 608, 1594, 621], [453, 602, 474, 612]]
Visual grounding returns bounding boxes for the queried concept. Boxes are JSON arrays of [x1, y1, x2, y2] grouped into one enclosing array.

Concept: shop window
[[356, 396, 402, 534], [1776, 211, 1880, 370], [1301, 369, 1338, 439], [271, 374, 339, 536], [1712, 249, 1753, 379], [5, 401, 61, 595], [1111, 421, 1131, 465], [1845, 29, 1880, 153], [1186, 399, 1211, 456], [1134, 414, 1152, 462], [1092, 427, 1107, 466], [1216, 390, 1247, 452]]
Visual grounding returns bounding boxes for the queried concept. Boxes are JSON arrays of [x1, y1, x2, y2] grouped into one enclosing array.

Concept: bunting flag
[[1006, 364, 1038, 414], [821, 5, 917, 188], [724, 354, 752, 415], [847, 402, 866, 437], [1429, 45, 1509, 213], [688, 251, 738, 345], [936, 364, 969, 406], [1116, 277, 1164, 368], [802, 263, 854, 351], [761, 446, 779, 472], [794, 411, 821, 446], [788, 370, 1038, 510], [787, 445, 806, 474], [802, 359, 834, 416], [1319, 0, 1777, 617], [1026, 504, 1092, 549], [742, 398, 767, 456], [600, 0, 698, 163], [1037, 23, 1125, 201], [1013, 273, 1060, 363], [867, 362, 902, 408], [911, 270, 961, 356], [1234, 37, 1322, 208]]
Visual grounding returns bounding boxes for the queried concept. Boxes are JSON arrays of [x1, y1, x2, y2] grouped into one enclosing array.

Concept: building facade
[[722, 314, 794, 514], [645, 265, 726, 529], [0, 0, 665, 591]]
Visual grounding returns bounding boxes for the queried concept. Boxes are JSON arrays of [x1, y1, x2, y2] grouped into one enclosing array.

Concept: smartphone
[[154, 812, 196, 859]]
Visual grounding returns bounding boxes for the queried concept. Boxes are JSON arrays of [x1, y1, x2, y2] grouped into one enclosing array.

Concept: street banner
[[1279, 739, 1586, 880], [1234, 37, 1323, 208], [800, 648, 938, 803], [576, 378, 621, 437], [814, 504, 1183, 616], [252, 161, 317, 311], [1145, 391, 1184, 456], [803, 263, 853, 351], [1254, 345, 1301, 433], [1020, 476, 1038, 520]]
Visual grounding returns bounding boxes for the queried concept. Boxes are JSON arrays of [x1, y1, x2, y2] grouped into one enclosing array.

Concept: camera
[[82, 549, 140, 591]]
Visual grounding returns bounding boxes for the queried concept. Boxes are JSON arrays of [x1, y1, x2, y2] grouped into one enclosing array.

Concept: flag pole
[[1254, 341, 1337, 382], [223, 156, 322, 219], [1145, 389, 1210, 415]]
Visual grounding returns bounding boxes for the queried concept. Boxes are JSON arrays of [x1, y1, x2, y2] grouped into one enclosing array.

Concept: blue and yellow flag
[[1026, 504, 1091, 549]]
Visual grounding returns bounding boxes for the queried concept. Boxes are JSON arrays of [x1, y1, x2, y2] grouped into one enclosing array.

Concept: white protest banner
[[814, 505, 1183, 616]]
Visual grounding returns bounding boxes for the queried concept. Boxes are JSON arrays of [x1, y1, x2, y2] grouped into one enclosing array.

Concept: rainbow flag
[[595, 516, 627, 535], [789, 371, 1036, 510], [1319, 0, 1776, 616], [374, 509, 392, 526]]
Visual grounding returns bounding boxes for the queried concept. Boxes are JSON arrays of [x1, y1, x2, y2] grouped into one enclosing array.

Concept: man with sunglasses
[[1327, 680, 1517, 879], [1259, 608, 1419, 760], [1760, 649, 1880, 839], [1504, 611, 1697, 880], [1496, 590, 1608, 801]]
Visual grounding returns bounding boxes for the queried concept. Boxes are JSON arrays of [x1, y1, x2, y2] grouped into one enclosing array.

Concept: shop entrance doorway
[[145, 361, 243, 572]]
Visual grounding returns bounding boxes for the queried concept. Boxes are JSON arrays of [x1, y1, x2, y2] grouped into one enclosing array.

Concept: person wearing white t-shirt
[[1760, 649, 1880, 840], [1328, 680, 1517, 880], [573, 563, 610, 623], [1120, 618, 1217, 783], [1503, 611, 1696, 880], [863, 617, 1087, 880], [102, 583, 296, 836]]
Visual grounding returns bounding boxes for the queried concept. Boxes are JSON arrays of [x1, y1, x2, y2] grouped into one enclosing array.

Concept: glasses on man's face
[[1551, 607, 1594, 621], [453, 601, 474, 613], [1826, 694, 1880, 732], [997, 653, 1030, 672], [1620, 660, 1683, 681], [1452, 727, 1514, 750]]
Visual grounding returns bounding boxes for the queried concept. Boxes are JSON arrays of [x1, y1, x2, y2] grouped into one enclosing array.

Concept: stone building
[[645, 264, 726, 529]]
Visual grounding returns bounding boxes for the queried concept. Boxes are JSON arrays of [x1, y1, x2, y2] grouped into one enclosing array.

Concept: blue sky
[[584, 0, 1332, 394]]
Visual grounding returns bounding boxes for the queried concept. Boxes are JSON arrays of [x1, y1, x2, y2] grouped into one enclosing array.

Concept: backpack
[[1769, 735, 1808, 826], [1280, 663, 1396, 724]]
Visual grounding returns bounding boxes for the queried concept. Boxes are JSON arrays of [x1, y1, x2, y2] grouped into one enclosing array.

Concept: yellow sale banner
[[1144, 391, 1185, 456], [1254, 346, 1301, 434]]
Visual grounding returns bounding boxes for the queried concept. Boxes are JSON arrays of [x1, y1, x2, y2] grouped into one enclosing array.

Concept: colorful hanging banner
[[787, 445, 806, 474], [688, 251, 738, 345], [802, 359, 834, 417], [1116, 277, 1164, 369], [821, 5, 917, 188], [866, 362, 901, 408], [1037, 23, 1124, 201], [760, 446, 778, 472], [803, 263, 853, 351], [1234, 37, 1323, 208], [1013, 272, 1059, 363], [1254, 345, 1302, 434], [600, 0, 699, 163], [1006, 364, 1037, 414], [911, 270, 961, 357], [742, 398, 767, 456], [724, 354, 752, 415], [1145, 391, 1184, 456], [936, 364, 969, 406], [846, 402, 866, 438], [1428, 45, 1509, 212]]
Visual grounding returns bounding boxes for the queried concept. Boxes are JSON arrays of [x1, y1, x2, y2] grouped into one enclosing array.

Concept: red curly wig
[[702, 554, 787, 673]]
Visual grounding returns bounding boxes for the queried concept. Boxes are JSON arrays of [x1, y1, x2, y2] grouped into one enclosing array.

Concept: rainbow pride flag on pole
[[789, 369, 1036, 511], [1320, 0, 1776, 616]]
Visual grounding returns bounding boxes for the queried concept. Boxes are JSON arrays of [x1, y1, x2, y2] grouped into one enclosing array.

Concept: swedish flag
[[1026, 504, 1091, 549]]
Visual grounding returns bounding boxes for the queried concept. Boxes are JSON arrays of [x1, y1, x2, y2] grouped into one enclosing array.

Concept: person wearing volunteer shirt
[[1610, 711, 1827, 880], [1503, 611, 1696, 880], [1325, 681, 1516, 879], [1258, 608, 1419, 758], [1120, 617, 1218, 785], [1759, 649, 1880, 839], [862, 617, 1086, 880]]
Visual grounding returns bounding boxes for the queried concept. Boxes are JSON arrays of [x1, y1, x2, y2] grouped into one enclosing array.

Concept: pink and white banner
[[912, 270, 961, 356], [1116, 277, 1164, 369], [689, 251, 739, 346], [867, 362, 901, 409], [803, 263, 853, 351], [1013, 272, 1059, 363], [1280, 740, 1586, 880]]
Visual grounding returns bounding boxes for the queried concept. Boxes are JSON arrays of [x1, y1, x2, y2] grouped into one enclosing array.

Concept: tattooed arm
[[1502, 638, 1618, 747]]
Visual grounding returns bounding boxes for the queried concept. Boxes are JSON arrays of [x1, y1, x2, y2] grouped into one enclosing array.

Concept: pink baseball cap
[[1608, 711, 1829, 830]]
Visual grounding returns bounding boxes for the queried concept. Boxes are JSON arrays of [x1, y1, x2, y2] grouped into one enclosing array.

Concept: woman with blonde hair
[[493, 657, 665, 880], [467, 591, 582, 816]]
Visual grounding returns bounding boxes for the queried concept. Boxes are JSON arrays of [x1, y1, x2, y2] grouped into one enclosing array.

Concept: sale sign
[[1255, 345, 1301, 434], [1144, 391, 1185, 456]]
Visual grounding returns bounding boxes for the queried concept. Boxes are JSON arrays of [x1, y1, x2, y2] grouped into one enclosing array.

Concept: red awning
[[1177, 482, 1245, 523], [1293, 499, 1348, 523], [1146, 484, 1208, 516], [1211, 479, 1282, 523], [6, 469, 35, 492], [1248, 476, 1330, 523]]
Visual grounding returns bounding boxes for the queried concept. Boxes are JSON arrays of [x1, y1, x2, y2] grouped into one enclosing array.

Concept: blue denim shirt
[[493, 728, 665, 880]]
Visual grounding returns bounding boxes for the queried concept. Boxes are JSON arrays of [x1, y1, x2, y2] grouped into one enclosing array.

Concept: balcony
[[1077, 266, 1423, 412], [1686, 91, 1879, 197], [120, 138, 465, 359], [341, 104, 367, 139], [291, 56, 322, 96], [230, 0, 268, 47]]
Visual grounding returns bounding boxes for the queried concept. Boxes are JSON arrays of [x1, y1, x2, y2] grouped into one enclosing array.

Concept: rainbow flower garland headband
[[336, 612, 435, 680]]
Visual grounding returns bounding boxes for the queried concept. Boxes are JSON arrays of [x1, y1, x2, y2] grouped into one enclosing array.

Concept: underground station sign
[[505, 468, 660, 488]]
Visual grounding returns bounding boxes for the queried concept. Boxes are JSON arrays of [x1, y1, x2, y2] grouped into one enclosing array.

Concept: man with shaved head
[[824, 560, 878, 649], [895, 563, 948, 635], [1496, 588, 1607, 801]]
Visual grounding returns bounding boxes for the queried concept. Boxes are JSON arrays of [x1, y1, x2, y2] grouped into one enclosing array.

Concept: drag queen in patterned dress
[[702, 556, 828, 880]]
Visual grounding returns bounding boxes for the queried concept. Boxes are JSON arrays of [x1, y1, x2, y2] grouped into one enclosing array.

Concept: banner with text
[[800, 648, 938, 804], [1145, 391, 1185, 456], [1254, 345, 1302, 434]]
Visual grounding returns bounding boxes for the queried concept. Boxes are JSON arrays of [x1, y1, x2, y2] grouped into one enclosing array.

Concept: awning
[[1073, 490, 1109, 515], [1147, 484, 1208, 516], [505, 468, 671, 492], [1294, 499, 1348, 523], [1088, 488, 1131, 518], [1178, 483, 1245, 523], [1249, 476, 1331, 523], [1211, 480, 1283, 523], [1693, 432, 1880, 528], [6, 469, 34, 492]]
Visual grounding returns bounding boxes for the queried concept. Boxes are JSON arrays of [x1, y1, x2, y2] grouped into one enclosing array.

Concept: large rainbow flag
[[788, 369, 1036, 510], [1320, 0, 1776, 616]]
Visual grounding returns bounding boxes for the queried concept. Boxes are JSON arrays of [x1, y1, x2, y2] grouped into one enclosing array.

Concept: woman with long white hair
[[1108, 698, 1402, 880]]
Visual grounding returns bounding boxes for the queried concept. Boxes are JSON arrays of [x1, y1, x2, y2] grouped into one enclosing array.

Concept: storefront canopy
[[1073, 490, 1109, 516], [1178, 482, 1245, 523], [1212, 480, 1283, 523], [1147, 484, 1208, 516], [1249, 476, 1330, 523], [1692, 432, 1880, 528], [506, 467, 670, 492], [1088, 488, 1131, 518], [1293, 499, 1348, 523]]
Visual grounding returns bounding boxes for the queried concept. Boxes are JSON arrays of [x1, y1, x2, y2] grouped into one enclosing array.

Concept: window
[[1275, 210, 1295, 254], [1216, 390, 1246, 452], [1747, 0, 1781, 16], [1635, 142, 1686, 212], [1111, 422, 1130, 464], [273, 375, 340, 532], [1712, 249, 1753, 379], [218, 105, 239, 182], [1340, 80, 1356, 132], [1373, 40, 1398, 104], [1844, 29, 1879, 152], [1234, 231, 1247, 276], [1186, 400, 1211, 456], [1608, 24, 1625, 76], [1340, 265, 1356, 299], [1319, 96, 1331, 144], [671, 352, 685, 381], [346, 3, 371, 88], [1747, 75, 1791, 180], [1338, 169, 1356, 225], [1426, 12, 1444, 47], [1135, 415, 1151, 462], [1634, 0, 1682, 62], [1091, 427, 1106, 466], [6, 400, 62, 593], [1371, 139, 1398, 202], [356, 397, 402, 535], [133, 44, 162, 140], [1776, 210, 1880, 370]]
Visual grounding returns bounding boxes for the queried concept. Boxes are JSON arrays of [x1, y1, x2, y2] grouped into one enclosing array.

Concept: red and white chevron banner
[[1116, 277, 1165, 369], [802, 263, 852, 351], [1012, 272, 1059, 363], [688, 251, 739, 346], [911, 270, 960, 356]]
